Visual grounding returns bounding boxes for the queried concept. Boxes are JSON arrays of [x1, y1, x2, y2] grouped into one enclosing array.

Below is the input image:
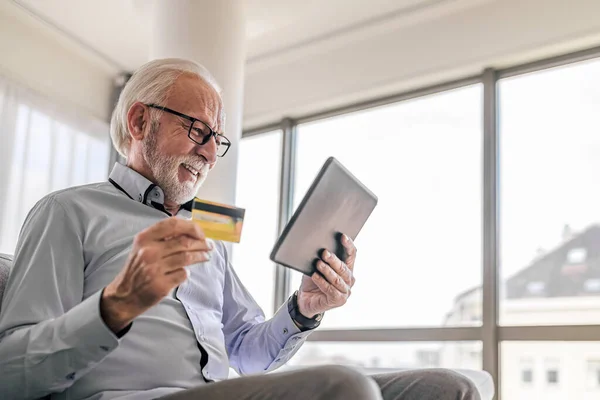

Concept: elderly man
[[0, 58, 479, 400]]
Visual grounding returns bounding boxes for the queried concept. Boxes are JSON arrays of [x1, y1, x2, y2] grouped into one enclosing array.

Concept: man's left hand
[[297, 234, 357, 318]]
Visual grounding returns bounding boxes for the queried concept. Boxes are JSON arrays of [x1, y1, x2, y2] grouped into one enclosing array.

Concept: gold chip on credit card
[[191, 198, 245, 243]]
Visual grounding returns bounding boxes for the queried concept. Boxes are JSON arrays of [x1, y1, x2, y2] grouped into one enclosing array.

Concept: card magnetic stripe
[[192, 201, 245, 219]]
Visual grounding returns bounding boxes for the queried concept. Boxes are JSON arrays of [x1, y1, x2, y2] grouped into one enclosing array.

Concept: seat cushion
[[449, 369, 494, 400], [0, 254, 13, 312]]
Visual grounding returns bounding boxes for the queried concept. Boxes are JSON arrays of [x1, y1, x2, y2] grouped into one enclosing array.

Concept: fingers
[[321, 249, 353, 286], [316, 260, 350, 294], [311, 273, 347, 304], [165, 268, 189, 286], [162, 250, 211, 272], [341, 234, 357, 269], [161, 235, 214, 257], [136, 217, 205, 244], [311, 272, 335, 296]]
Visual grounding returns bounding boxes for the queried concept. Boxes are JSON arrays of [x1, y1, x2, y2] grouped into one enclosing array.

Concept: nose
[[195, 134, 218, 165]]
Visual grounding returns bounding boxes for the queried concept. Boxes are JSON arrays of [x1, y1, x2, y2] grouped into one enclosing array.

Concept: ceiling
[[12, 0, 456, 72], [6, 0, 600, 129]]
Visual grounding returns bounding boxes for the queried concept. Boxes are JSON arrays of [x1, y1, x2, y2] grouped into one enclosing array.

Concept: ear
[[127, 102, 150, 142]]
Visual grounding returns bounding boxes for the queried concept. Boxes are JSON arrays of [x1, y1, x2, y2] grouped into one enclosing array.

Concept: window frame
[[242, 45, 600, 400]]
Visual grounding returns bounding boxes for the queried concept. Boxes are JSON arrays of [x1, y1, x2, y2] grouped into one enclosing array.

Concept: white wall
[[243, 0, 600, 128], [0, 2, 114, 122]]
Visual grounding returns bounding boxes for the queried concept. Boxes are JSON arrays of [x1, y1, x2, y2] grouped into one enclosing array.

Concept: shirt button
[[283, 328, 288, 334]]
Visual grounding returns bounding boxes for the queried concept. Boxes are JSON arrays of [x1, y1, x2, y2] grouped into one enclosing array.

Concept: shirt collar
[[108, 163, 193, 216]]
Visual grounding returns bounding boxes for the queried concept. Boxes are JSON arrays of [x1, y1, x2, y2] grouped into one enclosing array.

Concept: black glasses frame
[[146, 103, 231, 157]]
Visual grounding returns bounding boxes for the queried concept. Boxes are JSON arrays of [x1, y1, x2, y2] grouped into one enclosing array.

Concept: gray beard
[[142, 124, 208, 204]]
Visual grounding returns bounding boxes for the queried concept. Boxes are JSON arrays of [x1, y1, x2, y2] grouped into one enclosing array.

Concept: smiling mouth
[[182, 163, 201, 178]]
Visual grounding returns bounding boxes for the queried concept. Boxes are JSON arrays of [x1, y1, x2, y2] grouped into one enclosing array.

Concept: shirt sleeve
[[0, 196, 127, 400], [219, 242, 313, 375]]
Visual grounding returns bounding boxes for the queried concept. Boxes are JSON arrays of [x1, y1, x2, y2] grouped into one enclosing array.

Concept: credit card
[[191, 197, 245, 243]]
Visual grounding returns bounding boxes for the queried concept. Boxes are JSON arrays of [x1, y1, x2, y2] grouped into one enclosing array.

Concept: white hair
[[110, 58, 224, 158]]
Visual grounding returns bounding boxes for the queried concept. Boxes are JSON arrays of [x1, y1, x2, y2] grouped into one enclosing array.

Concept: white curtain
[[0, 74, 111, 255]]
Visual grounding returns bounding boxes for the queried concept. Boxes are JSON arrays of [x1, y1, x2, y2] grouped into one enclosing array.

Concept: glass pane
[[86, 135, 110, 183], [0, 103, 110, 255], [1, 105, 30, 254], [285, 341, 481, 371], [233, 131, 282, 318], [499, 58, 600, 325], [21, 110, 52, 218], [502, 342, 600, 400], [71, 132, 89, 186], [291, 85, 483, 328], [51, 124, 73, 191]]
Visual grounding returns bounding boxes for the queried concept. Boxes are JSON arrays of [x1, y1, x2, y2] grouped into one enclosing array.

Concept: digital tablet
[[270, 157, 378, 276]]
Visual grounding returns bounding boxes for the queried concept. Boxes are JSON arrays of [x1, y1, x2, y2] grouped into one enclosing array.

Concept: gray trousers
[[160, 366, 481, 400]]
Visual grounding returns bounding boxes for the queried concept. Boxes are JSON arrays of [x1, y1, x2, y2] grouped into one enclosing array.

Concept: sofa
[[0, 254, 494, 399]]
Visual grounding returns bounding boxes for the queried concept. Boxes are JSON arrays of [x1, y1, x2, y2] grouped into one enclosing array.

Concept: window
[[232, 131, 282, 317], [526, 281, 545, 296], [520, 358, 534, 385], [500, 58, 600, 325], [584, 279, 600, 293], [547, 369, 559, 385], [285, 341, 482, 371], [290, 85, 483, 328], [586, 360, 600, 389], [522, 369, 533, 384], [243, 49, 600, 400], [0, 96, 110, 255], [567, 248, 587, 264]]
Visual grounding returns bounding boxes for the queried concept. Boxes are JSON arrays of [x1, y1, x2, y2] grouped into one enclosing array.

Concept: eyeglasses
[[146, 104, 231, 157]]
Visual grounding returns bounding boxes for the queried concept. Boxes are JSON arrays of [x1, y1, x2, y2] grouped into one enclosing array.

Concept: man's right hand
[[100, 217, 213, 333]]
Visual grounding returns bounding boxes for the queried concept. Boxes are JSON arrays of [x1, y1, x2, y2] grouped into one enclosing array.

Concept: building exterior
[[440, 225, 600, 399]]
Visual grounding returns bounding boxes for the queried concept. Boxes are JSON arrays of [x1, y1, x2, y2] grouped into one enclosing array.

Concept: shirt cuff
[[264, 301, 313, 371], [268, 298, 304, 345], [59, 290, 124, 356]]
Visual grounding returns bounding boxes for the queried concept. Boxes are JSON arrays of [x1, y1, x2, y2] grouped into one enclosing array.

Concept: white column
[[149, 0, 246, 205]]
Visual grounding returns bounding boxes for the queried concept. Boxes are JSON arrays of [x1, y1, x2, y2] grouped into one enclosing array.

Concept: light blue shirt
[[0, 163, 312, 400]]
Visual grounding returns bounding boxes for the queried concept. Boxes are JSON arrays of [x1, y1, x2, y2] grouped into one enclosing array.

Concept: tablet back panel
[[270, 157, 378, 276]]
